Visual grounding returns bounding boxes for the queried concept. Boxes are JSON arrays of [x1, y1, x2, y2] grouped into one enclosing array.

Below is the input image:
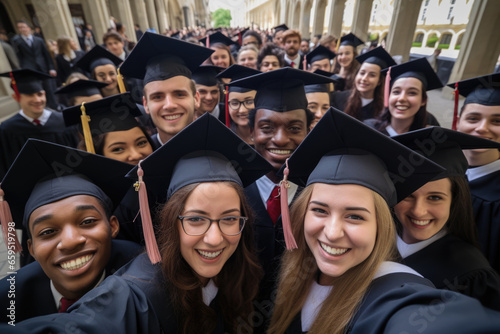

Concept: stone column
[[154, 0, 168, 33], [108, 0, 137, 42], [448, 0, 500, 83], [327, 0, 346, 38], [82, 0, 110, 44], [129, 0, 149, 32], [0, 45, 19, 121], [299, 1, 312, 38], [183, 6, 190, 28], [311, 0, 327, 36], [144, 0, 159, 33], [351, 0, 374, 42], [386, 0, 423, 63], [31, 0, 78, 42]]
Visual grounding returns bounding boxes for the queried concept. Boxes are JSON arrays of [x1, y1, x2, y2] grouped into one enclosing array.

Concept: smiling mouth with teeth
[[59, 254, 93, 270], [320, 242, 349, 256], [269, 149, 292, 155], [197, 249, 224, 259], [410, 218, 431, 226], [164, 114, 182, 120]]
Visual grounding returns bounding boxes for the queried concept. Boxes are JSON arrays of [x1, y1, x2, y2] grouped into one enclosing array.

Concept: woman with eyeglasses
[[11, 114, 271, 333]]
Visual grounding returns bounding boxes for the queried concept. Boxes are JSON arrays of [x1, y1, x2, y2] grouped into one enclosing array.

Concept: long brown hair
[[157, 182, 262, 334], [344, 72, 385, 121], [332, 45, 360, 91], [268, 184, 397, 334], [207, 43, 235, 67]]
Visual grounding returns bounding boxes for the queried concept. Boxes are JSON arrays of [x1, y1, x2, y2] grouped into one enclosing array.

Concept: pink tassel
[[452, 82, 459, 130], [280, 159, 297, 250], [225, 85, 230, 128], [303, 55, 307, 71], [0, 185, 22, 253], [384, 66, 391, 109], [135, 161, 161, 264], [206, 34, 210, 48]]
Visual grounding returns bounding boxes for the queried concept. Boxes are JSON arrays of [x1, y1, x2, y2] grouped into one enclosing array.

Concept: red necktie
[[32, 119, 41, 126], [266, 185, 281, 224], [59, 297, 77, 313], [291, 61, 295, 68]]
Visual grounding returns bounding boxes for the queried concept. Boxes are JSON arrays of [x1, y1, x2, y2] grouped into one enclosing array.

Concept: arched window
[[438, 33, 452, 49]]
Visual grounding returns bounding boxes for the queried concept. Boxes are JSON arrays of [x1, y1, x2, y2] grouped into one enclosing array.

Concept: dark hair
[[248, 107, 315, 129], [257, 42, 285, 68], [157, 182, 262, 334], [375, 81, 428, 133], [242, 30, 262, 48], [103, 31, 123, 44], [344, 68, 385, 121], [16, 20, 31, 28]]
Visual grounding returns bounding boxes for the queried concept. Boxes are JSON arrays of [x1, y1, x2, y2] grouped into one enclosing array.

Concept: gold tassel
[[336, 36, 341, 52], [80, 102, 95, 153], [117, 68, 126, 94]]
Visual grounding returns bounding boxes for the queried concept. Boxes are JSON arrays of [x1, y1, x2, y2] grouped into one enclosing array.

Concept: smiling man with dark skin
[[0, 140, 141, 322]]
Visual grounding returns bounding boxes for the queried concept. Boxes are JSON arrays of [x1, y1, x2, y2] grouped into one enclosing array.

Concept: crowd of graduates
[[0, 20, 500, 333]]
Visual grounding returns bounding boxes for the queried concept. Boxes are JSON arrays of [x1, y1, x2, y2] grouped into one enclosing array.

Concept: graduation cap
[[273, 24, 289, 33], [393, 127, 500, 180], [119, 32, 214, 85], [0, 69, 52, 96], [389, 57, 443, 91], [0, 139, 134, 250], [199, 31, 236, 47], [74, 45, 123, 74], [126, 113, 273, 263], [340, 33, 364, 48], [356, 46, 396, 70], [216, 64, 261, 93], [304, 83, 330, 94], [55, 79, 107, 100], [282, 108, 445, 207], [306, 45, 336, 65], [228, 67, 334, 112], [447, 73, 500, 129], [63, 93, 142, 153], [191, 65, 224, 87]]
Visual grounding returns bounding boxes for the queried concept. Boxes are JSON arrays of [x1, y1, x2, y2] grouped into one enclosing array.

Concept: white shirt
[[210, 104, 220, 120], [51, 270, 106, 310], [118, 51, 126, 61], [22, 34, 33, 46], [20, 109, 51, 126], [466, 159, 500, 181], [255, 175, 298, 207], [360, 97, 373, 107], [285, 54, 301, 69], [397, 228, 448, 259], [202, 279, 218, 306], [385, 125, 398, 137]]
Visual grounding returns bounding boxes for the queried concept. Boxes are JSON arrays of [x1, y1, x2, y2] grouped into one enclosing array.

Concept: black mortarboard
[[199, 31, 236, 47], [74, 45, 123, 74], [273, 24, 289, 33], [63, 92, 142, 135], [306, 45, 336, 64], [228, 68, 333, 112], [356, 46, 396, 70], [313, 69, 342, 82], [216, 64, 261, 93], [119, 32, 214, 85], [234, 28, 250, 37], [389, 57, 443, 91], [191, 65, 224, 86], [340, 33, 364, 48], [393, 127, 500, 180], [447, 72, 500, 106], [0, 139, 134, 231], [283, 108, 444, 206], [304, 83, 330, 94], [55, 79, 107, 99], [0, 69, 52, 95]]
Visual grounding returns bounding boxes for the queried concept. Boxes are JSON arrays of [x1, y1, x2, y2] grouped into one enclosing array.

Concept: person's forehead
[[196, 84, 219, 91], [255, 108, 307, 122], [145, 76, 193, 92], [262, 55, 279, 62], [306, 91, 329, 102], [463, 103, 500, 114]]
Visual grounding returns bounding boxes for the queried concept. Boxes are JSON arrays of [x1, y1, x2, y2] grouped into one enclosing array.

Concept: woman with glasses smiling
[[11, 114, 272, 333]]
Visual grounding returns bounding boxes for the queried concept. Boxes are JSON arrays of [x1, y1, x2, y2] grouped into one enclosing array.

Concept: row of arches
[[413, 29, 466, 50]]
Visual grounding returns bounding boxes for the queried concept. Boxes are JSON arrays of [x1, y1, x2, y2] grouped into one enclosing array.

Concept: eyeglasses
[[228, 99, 254, 110], [178, 215, 247, 236]]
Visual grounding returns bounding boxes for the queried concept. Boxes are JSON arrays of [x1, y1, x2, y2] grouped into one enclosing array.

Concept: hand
[[49, 70, 57, 77]]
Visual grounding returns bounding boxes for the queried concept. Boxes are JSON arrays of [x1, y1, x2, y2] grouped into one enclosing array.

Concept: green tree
[[212, 8, 231, 27]]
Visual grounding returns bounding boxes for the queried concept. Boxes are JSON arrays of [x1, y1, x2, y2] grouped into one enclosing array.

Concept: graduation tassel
[[303, 55, 307, 71], [206, 34, 210, 48], [9, 72, 20, 100], [135, 161, 161, 264], [117, 68, 126, 94], [225, 85, 230, 128], [0, 186, 22, 253], [336, 36, 341, 53], [384, 66, 391, 109], [80, 102, 95, 154], [280, 159, 297, 250], [238, 32, 242, 46], [452, 82, 459, 130]]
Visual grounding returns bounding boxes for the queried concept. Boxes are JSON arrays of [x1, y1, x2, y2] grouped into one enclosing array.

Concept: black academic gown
[[0, 112, 79, 178], [331, 90, 379, 121], [400, 234, 500, 311], [285, 272, 500, 334], [469, 169, 500, 274], [6, 253, 228, 333], [0, 240, 142, 323]]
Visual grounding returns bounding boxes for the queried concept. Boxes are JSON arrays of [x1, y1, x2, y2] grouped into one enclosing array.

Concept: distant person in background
[[258, 43, 284, 72], [319, 35, 339, 55], [55, 36, 84, 85], [116, 23, 130, 51], [103, 31, 128, 60], [300, 39, 310, 56], [0, 32, 20, 69], [242, 30, 262, 49], [427, 48, 441, 72], [135, 24, 143, 41], [84, 29, 96, 51], [282, 29, 304, 69], [237, 45, 259, 70]]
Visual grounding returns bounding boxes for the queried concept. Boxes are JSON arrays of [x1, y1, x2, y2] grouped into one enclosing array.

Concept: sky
[[208, 0, 246, 27]]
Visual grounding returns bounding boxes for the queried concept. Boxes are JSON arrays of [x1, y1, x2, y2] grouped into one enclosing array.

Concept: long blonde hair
[[268, 183, 397, 334]]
